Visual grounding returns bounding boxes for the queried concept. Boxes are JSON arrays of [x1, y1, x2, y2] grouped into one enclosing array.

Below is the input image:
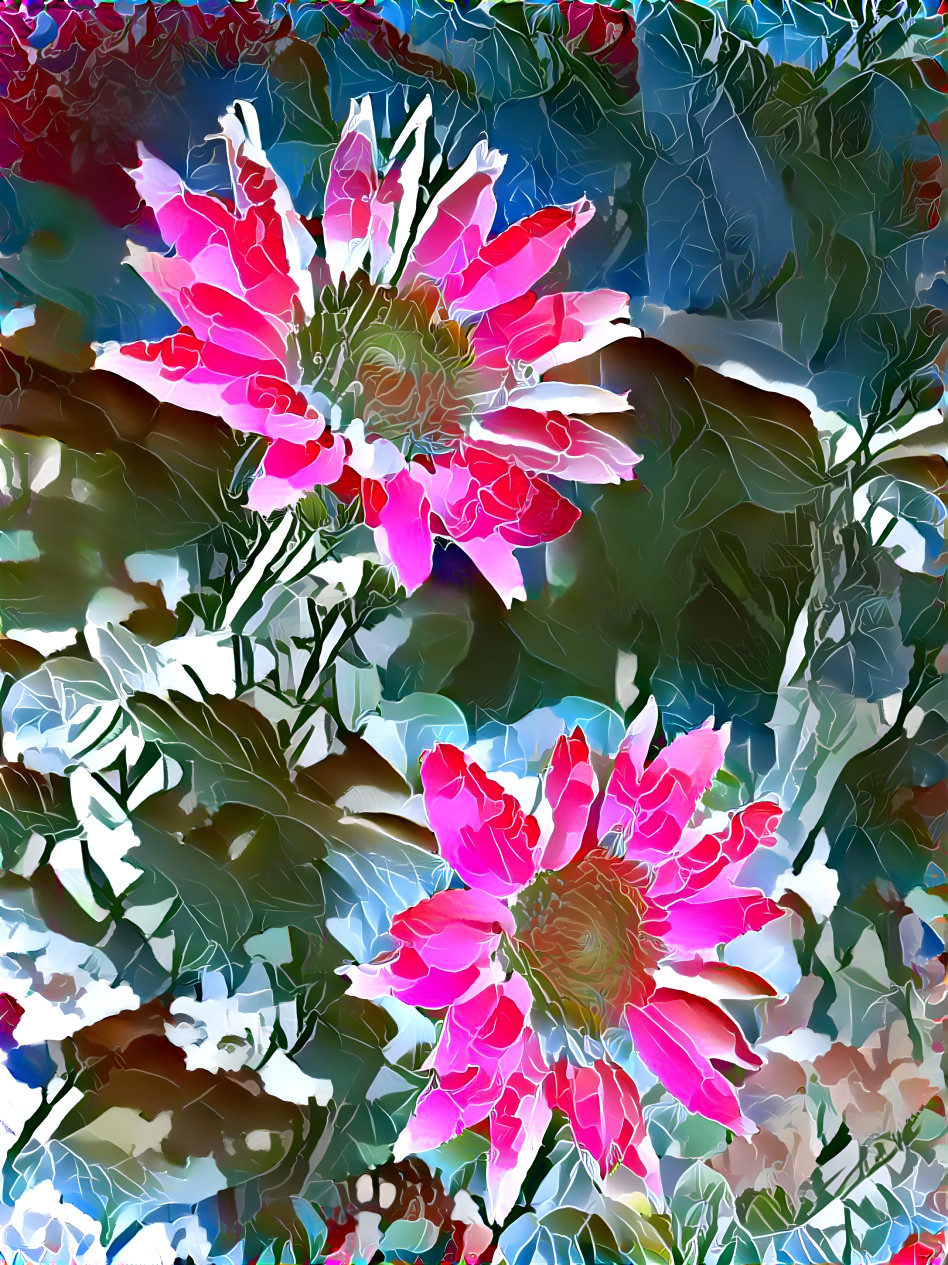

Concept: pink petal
[[392, 888, 515, 972], [539, 728, 598, 871], [417, 445, 582, 548], [420, 744, 542, 898], [445, 198, 596, 319], [323, 98, 379, 286], [663, 960, 778, 999], [470, 288, 629, 371], [218, 106, 316, 317], [396, 1063, 508, 1155], [95, 335, 324, 445], [432, 973, 533, 1079], [344, 889, 513, 1010], [403, 139, 505, 290], [485, 1031, 552, 1225], [247, 434, 346, 514], [472, 406, 641, 484], [600, 712, 730, 863], [595, 699, 657, 846], [345, 945, 488, 1009], [650, 800, 783, 902], [547, 1059, 658, 1187], [132, 139, 310, 341], [661, 883, 785, 955], [363, 468, 434, 595], [889, 1234, 948, 1265], [625, 988, 761, 1133]]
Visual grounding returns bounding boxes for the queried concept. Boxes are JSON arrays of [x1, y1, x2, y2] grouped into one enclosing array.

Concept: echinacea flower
[[95, 96, 641, 604], [343, 698, 786, 1222]]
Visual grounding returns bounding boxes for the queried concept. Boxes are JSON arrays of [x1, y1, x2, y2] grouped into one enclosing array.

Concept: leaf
[[127, 692, 292, 814]]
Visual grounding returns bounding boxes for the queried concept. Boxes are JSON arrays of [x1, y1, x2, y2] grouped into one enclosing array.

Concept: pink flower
[[344, 699, 786, 1221], [95, 96, 641, 605]]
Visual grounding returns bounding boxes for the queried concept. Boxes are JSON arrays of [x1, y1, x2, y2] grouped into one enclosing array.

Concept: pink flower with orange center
[[95, 96, 641, 604], [343, 698, 787, 1222]]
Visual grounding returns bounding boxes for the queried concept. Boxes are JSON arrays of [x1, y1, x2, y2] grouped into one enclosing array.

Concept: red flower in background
[[559, 1, 638, 93], [0, 0, 288, 225]]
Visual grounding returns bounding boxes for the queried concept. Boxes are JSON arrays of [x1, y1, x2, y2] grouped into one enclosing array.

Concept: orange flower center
[[298, 273, 474, 451], [513, 851, 666, 1036]]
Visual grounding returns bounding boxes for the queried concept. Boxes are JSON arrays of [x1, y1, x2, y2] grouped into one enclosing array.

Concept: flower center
[[297, 273, 475, 452], [511, 851, 666, 1036]]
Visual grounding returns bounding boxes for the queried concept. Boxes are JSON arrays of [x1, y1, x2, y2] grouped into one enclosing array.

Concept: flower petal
[[403, 139, 506, 290], [600, 712, 730, 862], [445, 198, 596, 318], [432, 973, 533, 1078], [219, 101, 316, 320], [650, 800, 783, 902], [471, 407, 641, 484], [95, 334, 323, 443], [394, 1064, 507, 1157], [392, 888, 516, 972], [470, 288, 630, 372], [132, 126, 311, 341], [344, 889, 513, 1008], [888, 1233, 948, 1265], [420, 744, 542, 897], [363, 468, 434, 595], [455, 534, 527, 607], [548, 1058, 657, 1186], [661, 882, 785, 955], [376, 97, 432, 284], [418, 445, 581, 548], [485, 1032, 552, 1225], [625, 988, 760, 1133], [247, 434, 347, 514], [323, 96, 379, 287], [345, 946, 490, 1010], [539, 728, 598, 871]]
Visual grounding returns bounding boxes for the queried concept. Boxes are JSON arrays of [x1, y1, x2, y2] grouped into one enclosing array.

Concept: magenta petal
[[485, 1032, 552, 1225], [433, 973, 533, 1078], [413, 445, 580, 604], [471, 288, 629, 369], [599, 697, 658, 840], [95, 334, 318, 445], [472, 407, 641, 484], [539, 728, 598, 871], [650, 800, 783, 903], [365, 469, 434, 594], [548, 1058, 657, 1184], [391, 888, 515, 973], [404, 140, 504, 289], [625, 988, 760, 1133], [398, 1064, 508, 1155], [421, 744, 542, 897], [323, 98, 379, 286], [456, 533, 527, 607], [445, 198, 596, 318], [662, 885, 785, 954], [247, 435, 346, 514], [346, 952, 485, 1010], [600, 708, 729, 862], [132, 138, 310, 338]]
